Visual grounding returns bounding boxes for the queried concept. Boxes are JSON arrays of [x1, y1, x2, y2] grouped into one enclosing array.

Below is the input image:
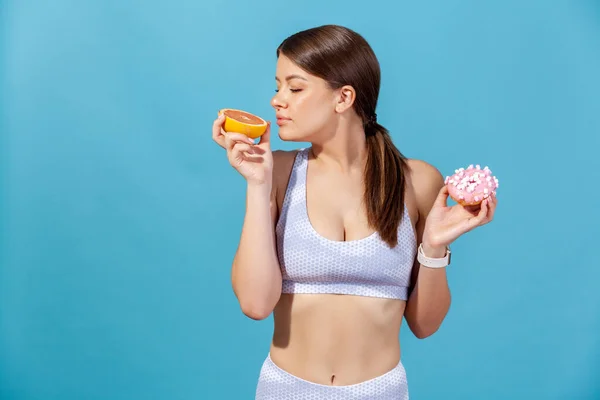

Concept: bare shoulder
[[406, 159, 445, 214], [272, 149, 299, 183], [406, 159, 444, 185], [271, 149, 301, 206], [272, 149, 298, 169]]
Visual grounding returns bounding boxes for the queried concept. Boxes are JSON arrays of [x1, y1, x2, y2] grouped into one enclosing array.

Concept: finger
[[223, 131, 255, 145], [223, 133, 252, 152], [222, 131, 234, 151], [243, 155, 266, 164], [230, 142, 255, 160], [247, 145, 266, 156], [474, 199, 490, 225], [257, 122, 272, 147], [212, 114, 227, 148], [434, 185, 450, 208], [486, 194, 497, 219], [463, 204, 481, 215], [214, 134, 226, 148]]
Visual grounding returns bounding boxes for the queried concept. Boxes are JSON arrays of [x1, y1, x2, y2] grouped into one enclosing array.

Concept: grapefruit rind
[[218, 108, 268, 139]]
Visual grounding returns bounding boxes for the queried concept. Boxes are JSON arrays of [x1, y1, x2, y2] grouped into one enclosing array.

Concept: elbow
[[405, 296, 451, 339], [231, 272, 281, 321], [406, 313, 446, 339], [411, 325, 440, 339], [239, 300, 274, 321]]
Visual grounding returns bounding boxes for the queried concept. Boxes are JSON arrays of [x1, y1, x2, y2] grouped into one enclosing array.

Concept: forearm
[[231, 183, 282, 320], [405, 244, 451, 338]]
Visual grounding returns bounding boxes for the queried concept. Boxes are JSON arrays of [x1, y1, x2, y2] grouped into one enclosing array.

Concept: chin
[[278, 126, 311, 142]]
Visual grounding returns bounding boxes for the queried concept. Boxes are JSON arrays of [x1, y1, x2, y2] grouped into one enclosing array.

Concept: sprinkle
[[450, 165, 499, 204]]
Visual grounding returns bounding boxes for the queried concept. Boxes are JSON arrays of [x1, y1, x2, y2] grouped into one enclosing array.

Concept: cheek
[[294, 93, 332, 129]]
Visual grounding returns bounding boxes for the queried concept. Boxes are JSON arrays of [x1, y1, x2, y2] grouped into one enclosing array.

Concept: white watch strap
[[417, 243, 451, 268]]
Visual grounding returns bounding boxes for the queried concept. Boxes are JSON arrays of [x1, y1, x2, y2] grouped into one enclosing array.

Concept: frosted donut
[[445, 164, 499, 206]]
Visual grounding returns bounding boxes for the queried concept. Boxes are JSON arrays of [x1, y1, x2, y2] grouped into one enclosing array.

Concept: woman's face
[[271, 55, 339, 142]]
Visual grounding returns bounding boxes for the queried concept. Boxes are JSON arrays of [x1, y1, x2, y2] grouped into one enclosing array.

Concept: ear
[[334, 85, 356, 114]]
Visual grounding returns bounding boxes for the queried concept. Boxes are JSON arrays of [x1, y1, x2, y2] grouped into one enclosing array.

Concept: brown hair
[[277, 24, 409, 248]]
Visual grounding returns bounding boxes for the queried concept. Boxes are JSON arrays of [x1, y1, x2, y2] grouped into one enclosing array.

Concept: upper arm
[[410, 159, 445, 219], [407, 159, 446, 289], [270, 150, 298, 230]]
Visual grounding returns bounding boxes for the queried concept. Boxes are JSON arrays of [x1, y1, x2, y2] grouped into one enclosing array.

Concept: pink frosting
[[445, 164, 499, 205]]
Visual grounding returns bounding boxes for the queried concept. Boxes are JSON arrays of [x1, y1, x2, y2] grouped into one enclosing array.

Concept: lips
[[276, 115, 291, 126]]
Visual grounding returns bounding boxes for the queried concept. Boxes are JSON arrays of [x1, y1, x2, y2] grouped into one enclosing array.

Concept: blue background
[[2, 1, 599, 399]]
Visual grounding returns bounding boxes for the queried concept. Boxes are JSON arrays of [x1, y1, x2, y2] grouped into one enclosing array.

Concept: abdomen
[[269, 293, 406, 386]]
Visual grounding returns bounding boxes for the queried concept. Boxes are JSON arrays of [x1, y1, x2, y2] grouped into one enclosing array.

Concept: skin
[[212, 54, 497, 386]]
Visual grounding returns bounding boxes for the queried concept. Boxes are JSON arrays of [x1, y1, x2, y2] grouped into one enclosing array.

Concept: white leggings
[[255, 354, 409, 399]]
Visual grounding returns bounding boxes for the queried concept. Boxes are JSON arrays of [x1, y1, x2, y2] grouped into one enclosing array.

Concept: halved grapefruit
[[218, 108, 268, 139]]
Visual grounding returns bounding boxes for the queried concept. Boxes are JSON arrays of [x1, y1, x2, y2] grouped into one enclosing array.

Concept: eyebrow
[[275, 74, 308, 82]]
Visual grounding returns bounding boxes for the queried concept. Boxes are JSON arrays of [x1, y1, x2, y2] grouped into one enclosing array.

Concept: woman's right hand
[[212, 114, 274, 186]]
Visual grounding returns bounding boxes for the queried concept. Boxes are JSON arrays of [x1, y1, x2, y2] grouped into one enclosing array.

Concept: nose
[[271, 91, 287, 110]]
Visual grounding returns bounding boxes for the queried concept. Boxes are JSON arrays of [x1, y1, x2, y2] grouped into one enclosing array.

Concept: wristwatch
[[417, 243, 451, 268]]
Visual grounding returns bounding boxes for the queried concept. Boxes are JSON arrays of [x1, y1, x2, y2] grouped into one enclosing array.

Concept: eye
[[290, 89, 302, 93]]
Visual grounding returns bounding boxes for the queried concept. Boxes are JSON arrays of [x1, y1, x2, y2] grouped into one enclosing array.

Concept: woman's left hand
[[422, 185, 497, 250]]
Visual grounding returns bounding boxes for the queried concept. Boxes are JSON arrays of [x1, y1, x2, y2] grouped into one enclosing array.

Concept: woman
[[212, 24, 496, 399]]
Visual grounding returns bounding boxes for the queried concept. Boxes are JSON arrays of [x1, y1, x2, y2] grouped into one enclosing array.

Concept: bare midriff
[[269, 293, 406, 386]]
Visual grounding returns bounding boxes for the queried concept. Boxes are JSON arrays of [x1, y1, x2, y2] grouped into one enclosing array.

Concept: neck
[[309, 120, 368, 174]]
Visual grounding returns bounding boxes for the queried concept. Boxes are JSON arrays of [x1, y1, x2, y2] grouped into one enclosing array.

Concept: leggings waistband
[[255, 354, 409, 399]]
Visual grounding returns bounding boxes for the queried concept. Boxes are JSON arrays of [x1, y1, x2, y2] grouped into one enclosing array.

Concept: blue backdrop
[[2, 1, 599, 399]]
